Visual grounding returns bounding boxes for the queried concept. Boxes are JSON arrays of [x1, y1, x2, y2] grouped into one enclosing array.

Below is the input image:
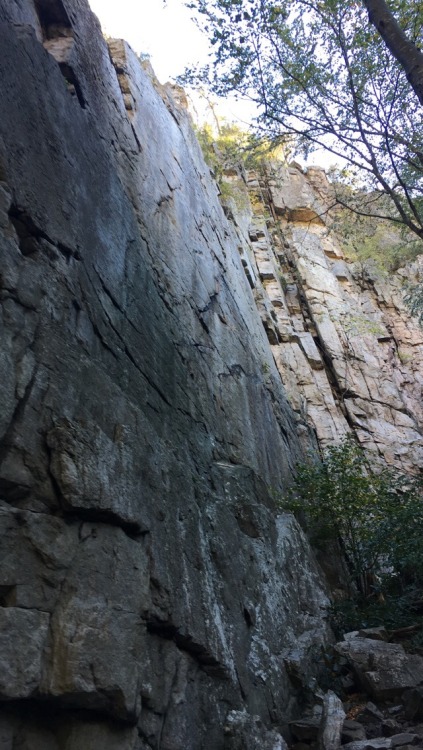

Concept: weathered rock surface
[[231, 164, 423, 473], [342, 737, 421, 750], [223, 710, 288, 749], [0, 1, 332, 748], [318, 690, 345, 750], [335, 637, 423, 701]]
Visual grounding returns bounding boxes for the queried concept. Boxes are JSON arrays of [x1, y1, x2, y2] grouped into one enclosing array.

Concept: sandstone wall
[[0, 2, 331, 748]]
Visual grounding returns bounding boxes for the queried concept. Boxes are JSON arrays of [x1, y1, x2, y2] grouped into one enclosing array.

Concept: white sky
[[88, 0, 207, 83]]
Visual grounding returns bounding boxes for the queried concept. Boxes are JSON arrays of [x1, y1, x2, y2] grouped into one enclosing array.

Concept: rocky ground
[[285, 628, 423, 750]]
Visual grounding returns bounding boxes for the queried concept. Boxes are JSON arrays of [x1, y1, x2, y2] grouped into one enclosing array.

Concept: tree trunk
[[362, 0, 423, 106]]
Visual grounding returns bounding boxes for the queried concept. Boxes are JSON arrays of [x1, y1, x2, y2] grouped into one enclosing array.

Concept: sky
[[88, 0, 207, 84]]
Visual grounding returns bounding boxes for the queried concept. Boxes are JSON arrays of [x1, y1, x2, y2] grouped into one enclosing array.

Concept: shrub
[[280, 437, 423, 639], [405, 282, 423, 327], [195, 121, 291, 180]]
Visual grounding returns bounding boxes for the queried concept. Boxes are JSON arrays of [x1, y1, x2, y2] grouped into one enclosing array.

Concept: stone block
[[0, 607, 49, 698], [335, 638, 423, 701]]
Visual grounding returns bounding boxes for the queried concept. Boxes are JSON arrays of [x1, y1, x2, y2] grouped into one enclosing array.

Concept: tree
[[283, 438, 423, 598], [182, 0, 423, 240], [363, 0, 423, 106]]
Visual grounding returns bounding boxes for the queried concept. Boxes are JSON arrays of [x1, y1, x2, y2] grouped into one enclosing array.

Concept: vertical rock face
[[230, 164, 423, 474], [0, 2, 331, 749]]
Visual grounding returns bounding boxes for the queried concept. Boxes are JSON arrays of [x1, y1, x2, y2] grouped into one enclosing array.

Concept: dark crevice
[[0, 584, 17, 607], [243, 607, 253, 628], [0, 160, 6, 182], [0, 478, 32, 503], [218, 363, 246, 381], [0, 696, 137, 729], [62, 507, 148, 539], [34, 0, 72, 29], [58, 62, 87, 109], [8, 205, 79, 261], [146, 619, 229, 678], [34, 0, 86, 109], [198, 292, 218, 316]]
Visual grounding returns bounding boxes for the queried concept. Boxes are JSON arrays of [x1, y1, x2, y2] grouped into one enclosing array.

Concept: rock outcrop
[[0, 2, 332, 748], [224, 164, 423, 474]]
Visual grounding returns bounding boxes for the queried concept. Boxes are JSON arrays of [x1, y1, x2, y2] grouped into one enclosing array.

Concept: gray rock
[[342, 720, 367, 743], [390, 735, 421, 747], [0, 0, 422, 745], [318, 690, 345, 750], [357, 627, 388, 641], [0, 181, 11, 228], [0, 1, 332, 747], [342, 740, 393, 750], [224, 710, 288, 749], [0, 608, 49, 699], [335, 638, 423, 701]]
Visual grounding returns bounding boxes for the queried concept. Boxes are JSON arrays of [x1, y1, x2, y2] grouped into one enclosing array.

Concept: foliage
[[182, 0, 423, 240], [282, 437, 423, 594], [282, 437, 423, 642], [330, 586, 423, 647], [405, 279, 423, 326], [194, 120, 290, 177], [195, 119, 290, 212], [325, 178, 423, 271]]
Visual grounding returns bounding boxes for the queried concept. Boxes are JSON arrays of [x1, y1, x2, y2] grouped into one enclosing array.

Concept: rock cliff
[[0, 1, 421, 749], [0, 2, 331, 748], [222, 164, 423, 475]]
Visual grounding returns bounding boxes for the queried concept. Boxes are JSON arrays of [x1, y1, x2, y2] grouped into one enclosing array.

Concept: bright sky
[[88, 0, 207, 83]]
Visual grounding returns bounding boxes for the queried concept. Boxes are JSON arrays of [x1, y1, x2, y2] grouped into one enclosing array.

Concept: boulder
[[342, 740, 393, 750], [318, 690, 345, 750], [342, 720, 367, 743], [335, 638, 423, 701]]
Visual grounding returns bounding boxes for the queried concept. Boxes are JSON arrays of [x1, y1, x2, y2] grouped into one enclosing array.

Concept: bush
[[194, 121, 290, 180], [405, 282, 423, 327], [330, 586, 423, 646], [281, 438, 423, 639]]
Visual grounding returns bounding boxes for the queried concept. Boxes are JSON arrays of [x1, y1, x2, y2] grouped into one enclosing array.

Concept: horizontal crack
[[146, 618, 229, 678]]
